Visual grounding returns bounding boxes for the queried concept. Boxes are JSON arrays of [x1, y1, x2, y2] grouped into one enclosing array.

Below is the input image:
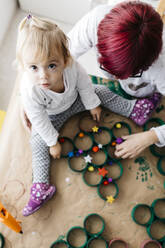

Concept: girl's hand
[[24, 111, 32, 130], [21, 108, 32, 132], [115, 130, 158, 159], [90, 106, 102, 122], [49, 142, 62, 159]]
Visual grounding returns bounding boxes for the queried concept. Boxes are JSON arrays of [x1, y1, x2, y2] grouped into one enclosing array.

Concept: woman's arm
[[115, 130, 159, 158], [115, 43, 165, 158], [68, 5, 112, 59], [151, 125, 165, 147], [68, 7, 98, 59]]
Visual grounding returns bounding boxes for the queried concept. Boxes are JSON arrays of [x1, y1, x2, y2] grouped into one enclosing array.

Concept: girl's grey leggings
[[31, 84, 136, 183]]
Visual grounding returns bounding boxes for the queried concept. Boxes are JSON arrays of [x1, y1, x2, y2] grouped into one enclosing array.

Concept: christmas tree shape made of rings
[[59, 116, 132, 204]]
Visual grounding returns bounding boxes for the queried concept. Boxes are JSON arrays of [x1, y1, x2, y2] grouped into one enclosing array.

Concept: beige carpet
[[0, 74, 164, 247]]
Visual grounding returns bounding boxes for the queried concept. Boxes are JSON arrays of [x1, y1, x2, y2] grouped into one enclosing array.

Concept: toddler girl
[[17, 15, 160, 216]]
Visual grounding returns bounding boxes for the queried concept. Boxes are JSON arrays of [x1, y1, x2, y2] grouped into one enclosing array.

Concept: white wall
[[0, 0, 17, 47], [18, 0, 92, 25], [108, 0, 159, 8]]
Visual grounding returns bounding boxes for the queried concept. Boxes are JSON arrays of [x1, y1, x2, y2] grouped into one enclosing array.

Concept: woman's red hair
[[97, 1, 163, 79]]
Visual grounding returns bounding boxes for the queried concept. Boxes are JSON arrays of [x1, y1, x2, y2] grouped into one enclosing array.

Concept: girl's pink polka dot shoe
[[22, 183, 56, 216]]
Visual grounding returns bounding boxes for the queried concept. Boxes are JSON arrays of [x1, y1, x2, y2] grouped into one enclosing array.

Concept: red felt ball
[[59, 138, 65, 143], [103, 181, 109, 185], [92, 146, 99, 152]]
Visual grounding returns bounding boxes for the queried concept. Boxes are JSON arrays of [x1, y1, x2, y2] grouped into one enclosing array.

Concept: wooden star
[[98, 144, 103, 149], [84, 155, 93, 163], [92, 126, 99, 132], [98, 167, 108, 177], [106, 195, 115, 203]]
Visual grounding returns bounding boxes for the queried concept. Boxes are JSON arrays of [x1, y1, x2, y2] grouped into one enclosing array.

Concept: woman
[[68, 0, 165, 158]]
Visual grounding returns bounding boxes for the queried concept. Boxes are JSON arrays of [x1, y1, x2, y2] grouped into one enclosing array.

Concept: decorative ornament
[[98, 168, 108, 177], [108, 178, 113, 183], [92, 146, 99, 152], [79, 132, 84, 138], [84, 155, 93, 163], [59, 138, 65, 143], [116, 123, 122, 129], [92, 126, 99, 132], [111, 141, 116, 146], [116, 138, 124, 144], [88, 166, 94, 172], [108, 161, 113, 165], [98, 144, 103, 149], [106, 195, 115, 203], [103, 180, 109, 185], [68, 151, 74, 158]]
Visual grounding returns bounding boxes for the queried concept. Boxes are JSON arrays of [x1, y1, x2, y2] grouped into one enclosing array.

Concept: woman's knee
[[94, 85, 112, 100]]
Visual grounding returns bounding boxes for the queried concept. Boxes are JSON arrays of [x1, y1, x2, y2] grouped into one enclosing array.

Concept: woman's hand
[[115, 130, 159, 159], [49, 142, 62, 159], [90, 106, 102, 122]]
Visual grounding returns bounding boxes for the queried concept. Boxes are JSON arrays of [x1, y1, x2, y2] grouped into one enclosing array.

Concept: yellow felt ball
[[116, 123, 121, 129], [88, 166, 94, 172]]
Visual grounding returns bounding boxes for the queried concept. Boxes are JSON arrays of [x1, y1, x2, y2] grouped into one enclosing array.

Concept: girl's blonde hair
[[16, 15, 72, 68]]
